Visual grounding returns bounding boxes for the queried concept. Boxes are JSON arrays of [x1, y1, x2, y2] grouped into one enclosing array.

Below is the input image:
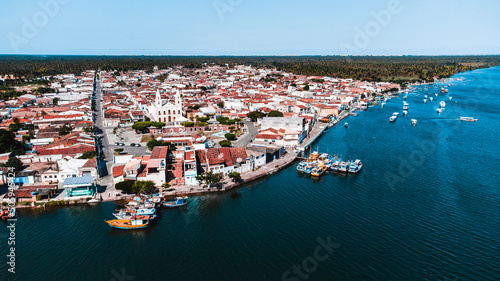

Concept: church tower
[[156, 89, 162, 107], [175, 90, 181, 106]]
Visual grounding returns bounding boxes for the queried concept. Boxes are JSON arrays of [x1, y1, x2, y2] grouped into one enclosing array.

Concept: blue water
[[2, 67, 500, 281]]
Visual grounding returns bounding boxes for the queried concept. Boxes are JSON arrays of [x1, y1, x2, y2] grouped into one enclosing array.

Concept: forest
[[1, 55, 499, 83]]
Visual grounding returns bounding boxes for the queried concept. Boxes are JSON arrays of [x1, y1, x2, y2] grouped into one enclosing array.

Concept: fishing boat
[[105, 215, 151, 230], [460, 116, 477, 122], [411, 119, 417, 125], [1, 209, 14, 220], [390, 116, 397, 122], [113, 208, 137, 219], [164, 197, 188, 208], [136, 207, 157, 217], [403, 110, 408, 116], [338, 162, 350, 173], [296, 162, 307, 172], [311, 165, 326, 177], [348, 160, 363, 173]]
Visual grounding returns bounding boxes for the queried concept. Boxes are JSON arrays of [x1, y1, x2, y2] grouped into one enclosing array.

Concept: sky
[[0, 0, 499, 55]]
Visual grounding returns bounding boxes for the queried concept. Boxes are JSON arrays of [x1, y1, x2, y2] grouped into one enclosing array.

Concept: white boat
[[436, 108, 443, 113], [390, 116, 397, 122], [403, 110, 408, 116], [439, 101, 446, 108], [403, 105, 409, 110], [381, 102, 385, 107], [344, 122, 348, 128], [449, 96, 452, 101], [430, 97, 433, 101], [460, 116, 477, 122], [424, 95, 428, 98], [393, 112, 399, 116], [411, 119, 417, 125], [423, 98, 427, 103], [435, 93, 438, 97]]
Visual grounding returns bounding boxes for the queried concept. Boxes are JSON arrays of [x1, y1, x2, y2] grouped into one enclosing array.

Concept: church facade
[[148, 90, 184, 124]]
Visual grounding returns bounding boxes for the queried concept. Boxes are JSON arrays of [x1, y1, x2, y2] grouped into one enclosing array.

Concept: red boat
[[1, 209, 14, 220]]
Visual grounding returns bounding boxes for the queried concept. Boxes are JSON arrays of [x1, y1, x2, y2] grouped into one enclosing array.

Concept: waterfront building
[[63, 176, 96, 198]]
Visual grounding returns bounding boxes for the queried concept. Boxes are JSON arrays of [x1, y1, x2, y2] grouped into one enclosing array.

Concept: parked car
[[114, 142, 119, 146], [119, 143, 125, 146], [135, 144, 141, 147], [130, 143, 136, 147]]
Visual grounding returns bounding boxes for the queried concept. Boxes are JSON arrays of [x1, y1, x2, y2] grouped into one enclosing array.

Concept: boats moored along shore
[[297, 148, 362, 177], [105, 215, 152, 229], [164, 197, 188, 208]]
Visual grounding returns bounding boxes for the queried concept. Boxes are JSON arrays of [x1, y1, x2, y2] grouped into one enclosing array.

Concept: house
[[13, 170, 39, 185], [63, 176, 96, 199], [146, 146, 168, 186]]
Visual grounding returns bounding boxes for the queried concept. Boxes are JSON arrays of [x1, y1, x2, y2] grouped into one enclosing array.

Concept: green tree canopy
[[219, 140, 232, 147], [2, 157, 24, 172], [268, 110, 284, 117], [58, 123, 73, 136]]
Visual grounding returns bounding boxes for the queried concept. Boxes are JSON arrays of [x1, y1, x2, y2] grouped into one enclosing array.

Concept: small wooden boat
[[1, 209, 14, 220], [164, 197, 188, 208], [105, 215, 151, 229]]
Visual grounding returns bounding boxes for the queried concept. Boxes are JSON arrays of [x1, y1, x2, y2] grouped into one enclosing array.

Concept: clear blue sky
[[1, 0, 499, 55]]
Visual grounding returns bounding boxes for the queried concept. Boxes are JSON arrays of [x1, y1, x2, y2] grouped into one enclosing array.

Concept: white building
[[148, 90, 183, 124]]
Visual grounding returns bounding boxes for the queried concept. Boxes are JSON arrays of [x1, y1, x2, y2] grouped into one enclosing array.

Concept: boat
[[436, 108, 443, 113], [344, 122, 348, 128], [403, 105, 409, 110], [381, 102, 385, 107], [113, 208, 137, 219], [460, 116, 477, 122], [338, 162, 350, 173], [348, 160, 363, 173], [403, 110, 408, 116], [439, 101, 446, 108], [424, 95, 428, 98], [136, 207, 157, 217], [297, 162, 307, 172], [441, 87, 445, 93], [105, 215, 151, 230], [1, 209, 14, 220], [393, 112, 399, 116], [164, 197, 188, 208], [411, 119, 417, 125], [430, 97, 433, 102], [390, 116, 397, 122], [449, 96, 452, 101], [423, 98, 427, 103]]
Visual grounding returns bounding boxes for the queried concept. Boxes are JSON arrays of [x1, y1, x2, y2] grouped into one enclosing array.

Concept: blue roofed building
[[62, 176, 96, 199]]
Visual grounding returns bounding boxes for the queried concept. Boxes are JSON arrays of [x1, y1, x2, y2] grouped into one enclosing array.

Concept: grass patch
[[140, 134, 156, 143]]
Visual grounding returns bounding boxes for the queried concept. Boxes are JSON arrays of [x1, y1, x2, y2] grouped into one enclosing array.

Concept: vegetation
[[115, 180, 157, 194], [216, 116, 236, 125], [114, 148, 124, 153], [132, 121, 152, 133], [246, 110, 267, 121], [1, 55, 499, 83], [268, 110, 284, 117], [151, 122, 166, 128], [225, 133, 236, 140], [77, 151, 97, 159], [58, 123, 73, 136], [219, 140, 232, 147], [0, 129, 25, 155], [181, 122, 194, 127], [196, 117, 210, 122], [2, 157, 24, 172], [146, 139, 176, 151], [217, 101, 225, 108], [228, 171, 242, 183], [195, 171, 223, 188], [161, 182, 171, 189]]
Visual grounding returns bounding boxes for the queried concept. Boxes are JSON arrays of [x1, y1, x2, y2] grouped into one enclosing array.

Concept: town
[[0, 64, 400, 206]]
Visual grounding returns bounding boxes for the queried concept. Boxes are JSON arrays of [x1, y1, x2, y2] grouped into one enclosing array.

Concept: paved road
[[233, 120, 257, 147]]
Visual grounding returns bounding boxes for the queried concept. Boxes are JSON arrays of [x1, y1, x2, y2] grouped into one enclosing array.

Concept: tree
[[132, 121, 152, 133], [225, 133, 236, 140], [181, 122, 194, 127], [219, 140, 232, 147], [217, 101, 224, 108], [161, 182, 171, 189], [114, 148, 124, 154], [196, 171, 223, 188], [115, 180, 135, 194], [2, 157, 24, 172], [77, 151, 96, 159], [147, 139, 166, 151], [360, 93, 366, 99], [133, 181, 157, 194], [268, 110, 283, 117], [246, 111, 266, 122], [58, 123, 73, 136], [82, 126, 94, 133], [0, 129, 24, 154], [151, 122, 166, 128], [228, 171, 241, 183], [52, 97, 59, 106], [196, 117, 209, 122]]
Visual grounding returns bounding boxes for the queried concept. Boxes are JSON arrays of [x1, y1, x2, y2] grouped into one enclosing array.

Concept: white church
[[148, 90, 187, 124]]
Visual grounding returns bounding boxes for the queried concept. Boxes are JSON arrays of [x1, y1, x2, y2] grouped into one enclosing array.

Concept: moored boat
[[348, 160, 363, 173], [164, 197, 188, 208], [338, 162, 349, 173], [460, 116, 477, 122], [411, 119, 417, 125], [105, 215, 151, 230], [390, 116, 397, 122]]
